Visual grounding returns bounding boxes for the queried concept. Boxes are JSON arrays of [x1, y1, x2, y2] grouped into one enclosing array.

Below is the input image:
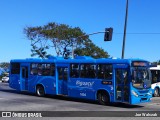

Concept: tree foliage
[[74, 39, 109, 58], [24, 22, 109, 58], [0, 62, 9, 79], [152, 60, 160, 65], [0, 62, 10, 69]]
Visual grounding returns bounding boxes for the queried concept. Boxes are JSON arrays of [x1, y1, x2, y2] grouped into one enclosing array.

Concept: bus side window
[[30, 63, 38, 75], [153, 77, 157, 83], [86, 64, 96, 78], [157, 71, 160, 82], [41, 64, 50, 76], [97, 64, 112, 80], [104, 65, 112, 80], [37, 64, 42, 76], [50, 64, 55, 76], [97, 64, 104, 79], [80, 64, 86, 78], [79, 64, 96, 78], [70, 64, 79, 78]]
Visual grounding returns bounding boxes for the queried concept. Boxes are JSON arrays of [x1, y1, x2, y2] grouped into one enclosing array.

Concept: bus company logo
[[76, 80, 94, 87], [143, 84, 147, 88]]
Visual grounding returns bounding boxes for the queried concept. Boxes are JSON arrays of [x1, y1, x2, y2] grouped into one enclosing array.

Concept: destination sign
[[132, 61, 148, 67]]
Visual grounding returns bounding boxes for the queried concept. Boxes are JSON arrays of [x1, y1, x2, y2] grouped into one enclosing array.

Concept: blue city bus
[[9, 56, 152, 105]]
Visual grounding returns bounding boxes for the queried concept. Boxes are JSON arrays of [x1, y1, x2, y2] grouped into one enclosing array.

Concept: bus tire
[[36, 85, 45, 97], [97, 91, 110, 105], [154, 88, 159, 97]]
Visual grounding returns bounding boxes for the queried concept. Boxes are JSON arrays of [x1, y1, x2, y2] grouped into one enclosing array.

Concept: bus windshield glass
[[132, 67, 151, 89]]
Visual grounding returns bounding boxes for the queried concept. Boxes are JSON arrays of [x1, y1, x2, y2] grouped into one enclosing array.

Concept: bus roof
[[10, 58, 57, 63], [10, 56, 148, 65]]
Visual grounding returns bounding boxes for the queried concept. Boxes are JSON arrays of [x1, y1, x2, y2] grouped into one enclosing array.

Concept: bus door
[[57, 67, 68, 95], [115, 68, 129, 103], [20, 66, 29, 91]]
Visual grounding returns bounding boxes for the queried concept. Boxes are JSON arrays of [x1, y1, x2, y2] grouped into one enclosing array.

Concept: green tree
[[74, 39, 109, 58], [152, 60, 160, 65], [24, 22, 109, 58], [0, 62, 10, 69], [0, 62, 10, 79]]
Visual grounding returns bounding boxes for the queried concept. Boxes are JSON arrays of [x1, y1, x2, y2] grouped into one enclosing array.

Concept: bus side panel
[[68, 78, 96, 100], [37, 76, 56, 95], [28, 75, 56, 95], [92, 79, 114, 102], [68, 78, 113, 101], [27, 75, 38, 93], [9, 74, 21, 90], [68, 87, 96, 100]]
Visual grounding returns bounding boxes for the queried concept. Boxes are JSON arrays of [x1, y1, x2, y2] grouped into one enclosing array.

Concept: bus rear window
[[11, 63, 20, 74]]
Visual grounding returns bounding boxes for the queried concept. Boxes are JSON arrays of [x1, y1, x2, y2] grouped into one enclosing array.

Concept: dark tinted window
[[58, 67, 68, 80], [11, 63, 20, 74], [80, 64, 96, 78], [97, 64, 112, 79], [30, 63, 38, 75], [70, 64, 79, 78], [30, 63, 55, 76]]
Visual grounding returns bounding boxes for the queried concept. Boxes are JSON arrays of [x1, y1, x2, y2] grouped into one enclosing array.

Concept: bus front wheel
[[36, 85, 45, 97], [97, 92, 110, 105], [154, 88, 159, 97]]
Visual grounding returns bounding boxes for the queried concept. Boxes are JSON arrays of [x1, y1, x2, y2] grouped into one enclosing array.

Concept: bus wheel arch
[[153, 87, 159, 97], [36, 84, 45, 97], [97, 90, 110, 105]]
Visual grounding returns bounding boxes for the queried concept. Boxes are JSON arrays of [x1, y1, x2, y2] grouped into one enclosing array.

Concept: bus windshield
[[132, 67, 151, 89]]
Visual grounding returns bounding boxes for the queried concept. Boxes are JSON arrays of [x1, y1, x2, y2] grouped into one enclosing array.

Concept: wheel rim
[[101, 95, 106, 102], [37, 87, 44, 96], [98, 93, 109, 105], [154, 89, 158, 97]]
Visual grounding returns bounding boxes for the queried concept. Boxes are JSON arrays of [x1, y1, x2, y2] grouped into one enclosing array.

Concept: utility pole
[[121, 0, 128, 59]]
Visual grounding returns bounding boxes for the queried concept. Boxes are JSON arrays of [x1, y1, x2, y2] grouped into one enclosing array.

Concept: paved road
[[0, 82, 160, 120]]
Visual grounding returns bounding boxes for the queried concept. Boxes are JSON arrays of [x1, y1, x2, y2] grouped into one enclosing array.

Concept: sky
[[0, 0, 160, 63]]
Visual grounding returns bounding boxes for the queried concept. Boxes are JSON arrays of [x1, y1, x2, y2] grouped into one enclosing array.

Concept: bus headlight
[[132, 90, 138, 97], [147, 90, 152, 96]]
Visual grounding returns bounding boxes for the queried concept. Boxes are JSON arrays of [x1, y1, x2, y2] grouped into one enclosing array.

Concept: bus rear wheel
[[36, 85, 45, 97], [98, 92, 110, 105], [154, 88, 159, 97]]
